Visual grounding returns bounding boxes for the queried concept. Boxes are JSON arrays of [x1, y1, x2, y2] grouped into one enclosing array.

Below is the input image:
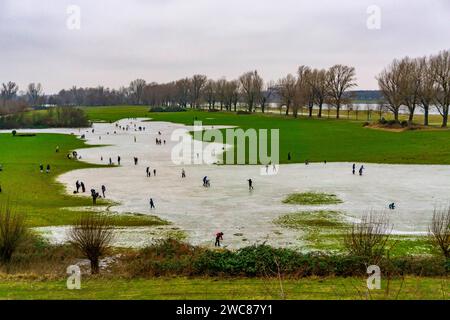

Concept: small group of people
[[155, 138, 165, 145], [352, 163, 365, 176], [264, 163, 277, 174], [91, 189, 100, 204], [74, 180, 86, 193], [389, 202, 396, 210], [39, 164, 51, 173], [146, 167, 156, 177], [67, 150, 80, 160], [90, 185, 106, 204], [75, 180, 106, 202]]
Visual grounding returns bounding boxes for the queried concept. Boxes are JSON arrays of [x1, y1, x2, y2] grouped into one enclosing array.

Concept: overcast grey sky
[[1, 0, 449, 93]]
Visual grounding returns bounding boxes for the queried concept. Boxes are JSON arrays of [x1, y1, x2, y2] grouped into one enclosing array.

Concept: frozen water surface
[[4, 118, 448, 249]]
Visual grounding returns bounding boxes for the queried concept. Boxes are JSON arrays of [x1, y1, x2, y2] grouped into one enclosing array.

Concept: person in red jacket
[[215, 232, 224, 247]]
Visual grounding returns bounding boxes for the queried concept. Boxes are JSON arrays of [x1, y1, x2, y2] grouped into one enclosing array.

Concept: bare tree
[[0, 202, 26, 264], [344, 212, 392, 263], [69, 214, 114, 274], [277, 74, 297, 116], [377, 60, 403, 121], [129, 79, 146, 105], [326, 65, 357, 119], [398, 57, 421, 124], [26, 83, 43, 106], [430, 50, 450, 127], [230, 80, 240, 112], [190, 75, 207, 109], [309, 68, 328, 118], [260, 80, 276, 113], [222, 80, 239, 111], [429, 208, 450, 259], [417, 57, 435, 126], [376, 101, 386, 120], [174, 78, 190, 108], [295, 66, 313, 118], [215, 78, 227, 110], [1, 82, 19, 106], [239, 70, 263, 112], [203, 79, 217, 110]]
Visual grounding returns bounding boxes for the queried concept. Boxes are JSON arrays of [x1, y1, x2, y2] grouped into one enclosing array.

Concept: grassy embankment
[[0, 276, 447, 300]]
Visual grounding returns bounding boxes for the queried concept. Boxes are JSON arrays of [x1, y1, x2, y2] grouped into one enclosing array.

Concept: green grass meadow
[[84, 106, 450, 164], [0, 132, 111, 226], [0, 276, 447, 300]]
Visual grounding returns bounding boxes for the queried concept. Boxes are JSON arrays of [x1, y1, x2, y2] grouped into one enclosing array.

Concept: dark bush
[[0, 203, 27, 264], [236, 110, 252, 115], [69, 214, 114, 274], [148, 106, 186, 112], [0, 107, 90, 129], [387, 119, 399, 126], [120, 240, 449, 278], [122, 239, 201, 276], [14, 133, 36, 137]]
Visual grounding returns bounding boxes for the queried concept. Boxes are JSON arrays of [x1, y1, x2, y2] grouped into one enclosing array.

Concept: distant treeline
[[347, 90, 383, 101], [0, 107, 90, 129], [1, 48, 448, 126]]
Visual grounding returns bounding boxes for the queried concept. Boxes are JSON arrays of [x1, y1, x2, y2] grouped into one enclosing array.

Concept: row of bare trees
[[277, 64, 357, 118], [140, 73, 254, 111], [377, 50, 450, 127], [0, 81, 45, 115], [1, 65, 358, 118], [139, 64, 357, 119]]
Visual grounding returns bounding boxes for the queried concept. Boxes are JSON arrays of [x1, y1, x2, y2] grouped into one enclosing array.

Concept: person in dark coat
[[247, 179, 254, 190], [149, 198, 155, 209], [91, 189, 99, 205]]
